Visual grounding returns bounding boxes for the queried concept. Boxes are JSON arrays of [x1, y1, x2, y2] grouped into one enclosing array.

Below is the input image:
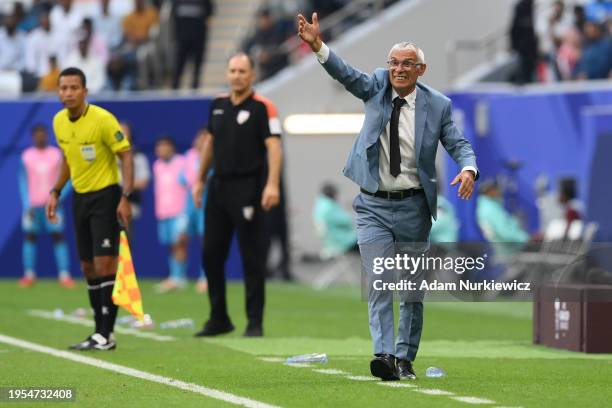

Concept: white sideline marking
[[311, 368, 349, 375], [414, 388, 455, 396], [0, 334, 281, 408], [452, 396, 496, 404], [378, 382, 417, 388], [259, 357, 284, 363], [345, 375, 377, 381], [28, 310, 175, 342], [283, 363, 313, 368]]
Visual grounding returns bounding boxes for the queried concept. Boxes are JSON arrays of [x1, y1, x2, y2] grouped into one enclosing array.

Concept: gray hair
[[387, 42, 426, 64]]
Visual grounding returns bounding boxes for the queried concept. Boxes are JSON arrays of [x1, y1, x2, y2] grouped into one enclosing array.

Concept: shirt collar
[[391, 87, 417, 109]]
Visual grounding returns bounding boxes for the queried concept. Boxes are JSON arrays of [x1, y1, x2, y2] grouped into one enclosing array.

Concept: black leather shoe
[[243, 325, 263, 337], [194, 320, 235, 337], [397, 358, 417, 380], [370, 354, 399, 381]]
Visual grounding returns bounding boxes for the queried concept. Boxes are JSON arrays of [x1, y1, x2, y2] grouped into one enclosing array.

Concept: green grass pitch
[[1, 280, 611, 407]]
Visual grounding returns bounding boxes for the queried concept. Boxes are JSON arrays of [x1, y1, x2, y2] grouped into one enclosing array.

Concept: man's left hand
[[450, 170, 475, 200], [117, 196, 132, 230], [261, 184, 280, 211]]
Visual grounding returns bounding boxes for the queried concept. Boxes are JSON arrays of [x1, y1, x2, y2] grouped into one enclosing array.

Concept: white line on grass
[[0, 334, 281, 408], [377, 382, 417, 388], [414, 388, 455, 396], [28, 310, 175, 342], [311, 368, 349, 375], [451, 396, 496, 404], [283, 363, 313, 368], [259, 357, 284, 363], [345, 375, 377, 381]]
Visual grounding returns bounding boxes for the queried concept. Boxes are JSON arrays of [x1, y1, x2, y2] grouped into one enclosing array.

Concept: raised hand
[[297, 12, 322, 52]]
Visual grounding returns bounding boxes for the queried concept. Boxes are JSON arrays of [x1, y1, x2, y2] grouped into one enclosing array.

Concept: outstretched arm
[[297, 12, 376, 101]]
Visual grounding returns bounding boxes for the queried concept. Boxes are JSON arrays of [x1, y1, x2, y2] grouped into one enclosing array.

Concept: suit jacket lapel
[[414, 86, 428, 165]]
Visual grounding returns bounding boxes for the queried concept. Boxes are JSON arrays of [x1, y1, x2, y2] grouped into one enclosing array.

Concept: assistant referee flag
[[112, 231, 144, 321]]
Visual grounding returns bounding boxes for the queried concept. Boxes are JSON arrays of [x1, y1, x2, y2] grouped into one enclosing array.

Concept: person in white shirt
[[63, 35, 106, 93], [25, 9, 63, 78], [0, 14, 26, 71]]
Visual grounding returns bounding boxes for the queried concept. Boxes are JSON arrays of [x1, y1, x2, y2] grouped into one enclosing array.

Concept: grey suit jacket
[[320, 48, 478, 219]]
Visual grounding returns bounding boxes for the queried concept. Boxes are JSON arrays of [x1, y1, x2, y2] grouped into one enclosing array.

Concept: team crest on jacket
[[237, 110, 250, 125]]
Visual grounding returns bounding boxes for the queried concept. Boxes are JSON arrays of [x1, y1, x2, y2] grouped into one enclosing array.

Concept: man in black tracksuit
[[191, 52, 282, 337]]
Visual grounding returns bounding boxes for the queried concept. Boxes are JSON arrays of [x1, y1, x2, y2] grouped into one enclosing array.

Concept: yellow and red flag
[[112, 231, 144, 321]]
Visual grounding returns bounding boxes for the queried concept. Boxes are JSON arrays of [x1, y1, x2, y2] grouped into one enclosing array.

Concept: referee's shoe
[[69, 333, 116, 351]]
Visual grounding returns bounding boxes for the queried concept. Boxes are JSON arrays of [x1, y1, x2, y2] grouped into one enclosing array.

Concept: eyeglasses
[[387, 59, 423, 69]]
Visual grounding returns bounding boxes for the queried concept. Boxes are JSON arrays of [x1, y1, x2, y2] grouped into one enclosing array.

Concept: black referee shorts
[[72, 184, 121, 262]]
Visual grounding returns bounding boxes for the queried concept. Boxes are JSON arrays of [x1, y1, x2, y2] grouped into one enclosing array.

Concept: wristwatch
[[50, 188, 61, 197], [122, 191, 132, 199]]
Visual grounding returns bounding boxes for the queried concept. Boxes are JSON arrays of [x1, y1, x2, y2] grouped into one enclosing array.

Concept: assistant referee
[[46, 67, 134, 351], [192, 52, 282, 337]]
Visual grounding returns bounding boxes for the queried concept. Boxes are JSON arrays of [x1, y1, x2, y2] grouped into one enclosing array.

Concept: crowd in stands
[[0, 0, 215, 92], [510, 0, 612, 84], [241, 0, 400, 82]]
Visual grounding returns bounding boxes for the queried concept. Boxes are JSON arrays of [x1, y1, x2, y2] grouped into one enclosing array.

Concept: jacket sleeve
[[439, 100, 479, 179], [320, 49, 377, 101]]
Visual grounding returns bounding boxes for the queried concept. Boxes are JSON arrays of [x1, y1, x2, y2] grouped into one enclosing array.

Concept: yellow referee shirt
[[53, 104, 131, 193]]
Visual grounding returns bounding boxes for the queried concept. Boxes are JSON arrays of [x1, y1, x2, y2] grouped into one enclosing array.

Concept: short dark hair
[[155, 135, 176, 148], [228, 52, 255, 70], [31, 123, 48, 134], [58, 67, 87, 87]]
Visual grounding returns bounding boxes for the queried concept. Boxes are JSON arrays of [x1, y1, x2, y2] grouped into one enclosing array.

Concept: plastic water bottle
[[425, 367, 446, 378], [285, 353, 328, 364], [159, 318, 194, 329]]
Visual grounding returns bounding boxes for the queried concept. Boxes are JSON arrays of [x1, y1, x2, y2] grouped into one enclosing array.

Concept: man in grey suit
[[298, 13, 478, 380]]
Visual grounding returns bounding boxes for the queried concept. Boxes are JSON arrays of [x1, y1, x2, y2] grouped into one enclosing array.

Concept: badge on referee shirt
[[80, 145, 96, 162], [115, 131, 125, 141], [237, 110, 250, 125]]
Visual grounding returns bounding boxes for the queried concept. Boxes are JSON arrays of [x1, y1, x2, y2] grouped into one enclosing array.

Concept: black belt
[[360, 188, 423, 200]]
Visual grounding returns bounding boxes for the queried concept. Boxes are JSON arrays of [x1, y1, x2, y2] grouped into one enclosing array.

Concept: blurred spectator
[[242, 8, 288, 81], [171, 0, 214, 89], [556, 27, 582, 80], [574, 20, 612, 79], [476, 179, 529, 243], [573, 4, 587, 33], [72, 0, 103, 18], [49, 0, 85, 56], [537, 0, 573, 81], [19, 1, 53, 33], [122, 0, 158, 48], [558, 177, 582, 235], [510, 0, 538, 84], [0, 14, 26, 71], [313, 182, 357, 259], [310, 0, 343, 20], [25, 7, 61, 78], [584, 0, 612, 23], [95, 0, 123, 51], [38, 55, 60, 91], [80, 17, 109, 65], [430, 194, 459, 243], [64, 35, 106, 93]]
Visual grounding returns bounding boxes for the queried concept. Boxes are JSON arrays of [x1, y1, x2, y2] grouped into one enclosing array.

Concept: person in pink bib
[[184, 129, 210, 294], [153, 136, 189, 292], [19, 124, 73, 288]]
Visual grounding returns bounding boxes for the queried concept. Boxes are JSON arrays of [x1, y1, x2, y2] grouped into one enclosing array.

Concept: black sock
[[86, 278, 103, 334], [99, 276, 118, 339]]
